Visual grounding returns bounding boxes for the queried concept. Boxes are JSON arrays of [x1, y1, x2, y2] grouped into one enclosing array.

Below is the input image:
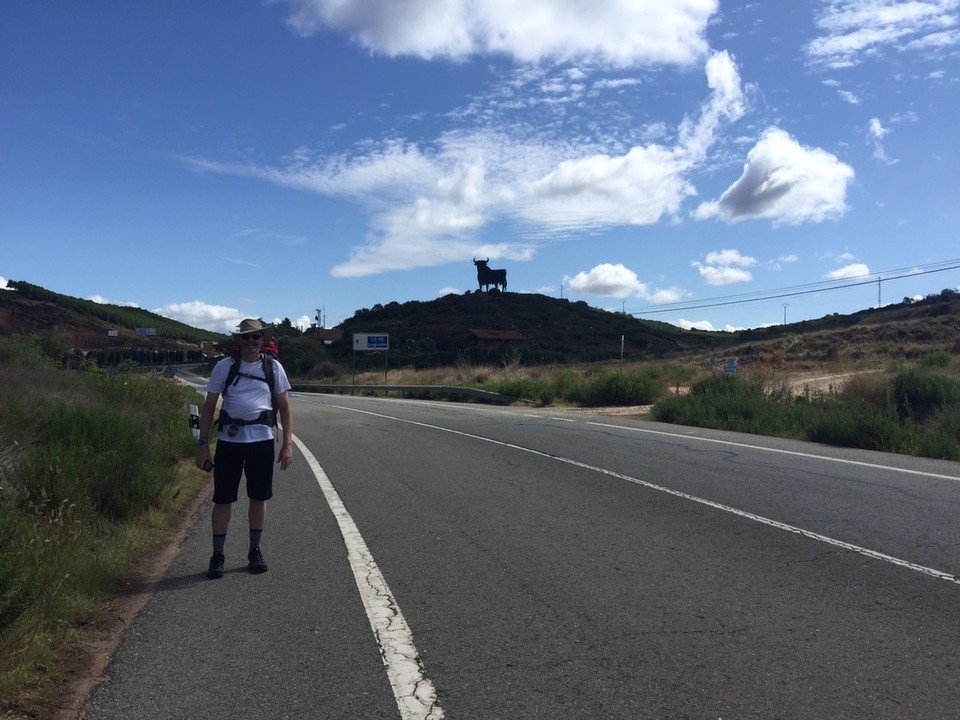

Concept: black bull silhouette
[[473, 257, 507, 291]]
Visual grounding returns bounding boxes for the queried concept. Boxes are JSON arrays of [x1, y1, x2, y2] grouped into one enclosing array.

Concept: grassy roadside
[[0, 337, 209, 719], [350, 351, 960, 460], [1, 336, 956, 717], [650, 351, 960, 460]]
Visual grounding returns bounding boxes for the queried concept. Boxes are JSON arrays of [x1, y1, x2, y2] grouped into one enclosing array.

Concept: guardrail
[[175, 368, 517, 405], [290, 383, 515, 405]]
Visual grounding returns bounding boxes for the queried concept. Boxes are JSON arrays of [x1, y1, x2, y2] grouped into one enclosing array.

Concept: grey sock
[[213, 533, 226, 555], [249, 528, 263, 553]]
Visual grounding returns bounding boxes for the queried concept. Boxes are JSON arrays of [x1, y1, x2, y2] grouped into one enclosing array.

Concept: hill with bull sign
[[3, 278, 959, 372], [336, 291, 738, 367], [330, 288, 960, 369]]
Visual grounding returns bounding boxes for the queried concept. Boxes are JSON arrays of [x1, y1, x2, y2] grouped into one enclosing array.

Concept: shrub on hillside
[[891, 369, 960, 423], [580, 368, 664, 407]]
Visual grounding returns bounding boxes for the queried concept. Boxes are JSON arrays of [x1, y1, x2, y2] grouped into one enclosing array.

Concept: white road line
[[325, 405, 960, 587], [584, 420, 960, 482], [292, 436, 445, 720]]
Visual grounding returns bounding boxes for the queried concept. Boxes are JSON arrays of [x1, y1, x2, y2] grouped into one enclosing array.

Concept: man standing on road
[[195, 318, 294, 579]]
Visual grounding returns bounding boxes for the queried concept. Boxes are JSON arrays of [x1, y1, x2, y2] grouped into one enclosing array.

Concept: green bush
[[276, 335, 330, 377], [652, 366, 960, 460], [489, 377, 557, 405], [15, 403, 173, 522], [581, 368, 663, 407], [0, 336, 47, 366], [803, 402, 908, 452], [918, 350, 953, 368], [654, 373, 799, 435], [891, 369, 960, 422], [487, 367, 664, 407]]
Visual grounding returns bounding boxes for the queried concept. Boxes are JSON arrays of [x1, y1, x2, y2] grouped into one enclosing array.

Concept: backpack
[[220, 341, 280, 428]]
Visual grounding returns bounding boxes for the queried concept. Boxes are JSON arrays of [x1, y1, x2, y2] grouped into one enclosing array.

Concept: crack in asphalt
[[296, 436, 446, 720]]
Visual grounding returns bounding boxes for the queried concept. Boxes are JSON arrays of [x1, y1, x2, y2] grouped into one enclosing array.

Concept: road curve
[[80, 391, 960, 719]]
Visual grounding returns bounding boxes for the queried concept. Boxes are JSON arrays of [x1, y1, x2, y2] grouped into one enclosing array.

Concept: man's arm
[[194, 391, 219, 469], [274, 391, 294, 470]]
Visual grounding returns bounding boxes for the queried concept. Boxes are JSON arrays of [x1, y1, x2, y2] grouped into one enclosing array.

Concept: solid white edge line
[[584, 421, 960, 482], [324, 405, 960, 587], [292, 435, 445, 720]]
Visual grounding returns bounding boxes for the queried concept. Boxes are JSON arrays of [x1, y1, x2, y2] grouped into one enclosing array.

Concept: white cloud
[[704, 248, 756, 267], [769, 254, 800, 271], [693, 128, 855, 225], [521, 144, 695, 230], [593, 78, 642, 91], [649, 287, 687, 304], [518, 50, 743, 232], [88, 295, 140, 307], [567, 263, 645, 297], [696, 265, 754, 285], [692, 248, 756, 285], [826, 263, 871, 280], [190, 51, 746, 278], [0, 277, 10, 290], [153, 301, 246, 334], [292, 315, 313, 332], [868, 117, 897, 163], [806, 0, 960, 69], [276, 0, 718, 67], [673, 318, 741, 332], [566, 263, 685, 302], [439, 286, 461, 296]]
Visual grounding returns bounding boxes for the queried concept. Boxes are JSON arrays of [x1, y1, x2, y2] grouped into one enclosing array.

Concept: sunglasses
[[241, 334, 263, 342]]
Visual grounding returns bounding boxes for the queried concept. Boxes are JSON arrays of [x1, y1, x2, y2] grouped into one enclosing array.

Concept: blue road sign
[[353, 333, 390, 351]]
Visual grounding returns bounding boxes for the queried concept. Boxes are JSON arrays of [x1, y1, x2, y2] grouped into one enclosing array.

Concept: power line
[[627, 259, 960, 317]]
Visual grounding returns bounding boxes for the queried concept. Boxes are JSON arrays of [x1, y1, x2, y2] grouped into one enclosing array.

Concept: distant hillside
[[2, 280, 958, 368], [330, 288, 960, 367], [0, 281, 225, 358], [726, 288, 960, 366]]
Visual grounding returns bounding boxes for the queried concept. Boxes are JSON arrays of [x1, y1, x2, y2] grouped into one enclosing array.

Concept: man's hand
[[195, 444, 211, 471], [278, 442, 294, 470]]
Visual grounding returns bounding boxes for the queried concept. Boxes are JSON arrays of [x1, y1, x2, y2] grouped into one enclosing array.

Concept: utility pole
[[782, 303, 789, 325]]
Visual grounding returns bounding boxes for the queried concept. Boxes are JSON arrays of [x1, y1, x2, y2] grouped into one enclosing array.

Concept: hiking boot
[[207, 552, 225, 580], [248, 548, 268, 574]]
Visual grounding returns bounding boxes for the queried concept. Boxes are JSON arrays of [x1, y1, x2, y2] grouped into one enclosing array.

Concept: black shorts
[[212, 440, 275, 504]]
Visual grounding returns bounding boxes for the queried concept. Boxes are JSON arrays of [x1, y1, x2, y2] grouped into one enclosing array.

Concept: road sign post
[[352, 333, 390, 384]]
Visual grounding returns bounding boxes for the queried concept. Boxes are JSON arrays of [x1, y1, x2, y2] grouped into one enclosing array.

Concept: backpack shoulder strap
[[261, 354, 276, 395], [222, 356, 242, 397]]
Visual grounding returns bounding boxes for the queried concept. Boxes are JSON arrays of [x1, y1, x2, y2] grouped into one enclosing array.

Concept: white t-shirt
[[206, 355, 292, 443]]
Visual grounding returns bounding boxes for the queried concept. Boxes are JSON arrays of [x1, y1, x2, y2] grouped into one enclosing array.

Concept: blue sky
[[2, 1, 958, 334]]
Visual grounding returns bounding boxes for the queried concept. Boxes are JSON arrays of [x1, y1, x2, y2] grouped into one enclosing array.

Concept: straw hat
[[233, 318, 271, 336]]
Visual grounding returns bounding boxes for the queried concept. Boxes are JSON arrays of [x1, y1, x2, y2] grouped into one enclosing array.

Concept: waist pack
[[217, 409, 277, 437]]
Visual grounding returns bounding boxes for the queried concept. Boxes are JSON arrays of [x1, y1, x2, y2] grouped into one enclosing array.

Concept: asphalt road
[[80, 390, 960, 719]]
